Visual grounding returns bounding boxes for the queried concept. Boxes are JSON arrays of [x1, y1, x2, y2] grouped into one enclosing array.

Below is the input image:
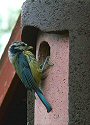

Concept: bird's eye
[[22, 44, 26, 46], [21, 43, 27, 46]]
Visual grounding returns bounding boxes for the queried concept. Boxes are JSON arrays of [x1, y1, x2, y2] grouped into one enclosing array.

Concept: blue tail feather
[[35, 90, 52, 113]]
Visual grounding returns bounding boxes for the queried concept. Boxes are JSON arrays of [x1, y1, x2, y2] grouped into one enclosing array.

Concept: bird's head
[[8, 41, 33, 63], [8, 41, 33, 54]]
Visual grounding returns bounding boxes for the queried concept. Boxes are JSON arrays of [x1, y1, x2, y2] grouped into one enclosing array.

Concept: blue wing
[[14, 53, 40, 91], [14, 53, 52, 112]]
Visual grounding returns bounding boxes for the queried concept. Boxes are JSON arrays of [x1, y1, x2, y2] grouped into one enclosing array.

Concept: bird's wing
[[14, 53, 41, 91], [23, 51, 42, 85]]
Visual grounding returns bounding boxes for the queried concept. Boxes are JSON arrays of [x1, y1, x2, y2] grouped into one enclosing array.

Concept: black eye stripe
[[12, 45, 16, 48], [21, 44, 26, 46], [13, 43, 26, 47]]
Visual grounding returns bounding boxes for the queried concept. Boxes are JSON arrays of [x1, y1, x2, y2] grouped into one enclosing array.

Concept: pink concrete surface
[[35, 33, 69, 125]]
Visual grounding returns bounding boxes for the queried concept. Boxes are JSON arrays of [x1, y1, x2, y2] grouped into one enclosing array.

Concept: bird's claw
[[45, 56, 54, 66]]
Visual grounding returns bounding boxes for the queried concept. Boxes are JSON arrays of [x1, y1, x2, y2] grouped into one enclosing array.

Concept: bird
[[8, 41, 52, 113]]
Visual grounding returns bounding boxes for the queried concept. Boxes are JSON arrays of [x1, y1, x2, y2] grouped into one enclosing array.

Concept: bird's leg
[[40, 56, 54, 80], [40, 56, 49, 72], [41, 56, 54, 72]]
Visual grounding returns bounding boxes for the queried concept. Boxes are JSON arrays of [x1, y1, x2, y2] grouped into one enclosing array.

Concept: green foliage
[[0, 7, 21, 58], [0, 9, 21, 33], [8, 9, 21, 32]]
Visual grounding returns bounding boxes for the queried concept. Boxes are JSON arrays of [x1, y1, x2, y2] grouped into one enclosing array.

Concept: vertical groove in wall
[[27, 91, 34, 125]]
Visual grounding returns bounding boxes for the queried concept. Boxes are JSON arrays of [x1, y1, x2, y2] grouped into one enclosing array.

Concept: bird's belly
[[30, 63, 42, 85]]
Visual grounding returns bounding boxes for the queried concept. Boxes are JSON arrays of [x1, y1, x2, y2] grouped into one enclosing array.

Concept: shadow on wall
[[21, 26, 40, 54], [0, 74, 27, 125]]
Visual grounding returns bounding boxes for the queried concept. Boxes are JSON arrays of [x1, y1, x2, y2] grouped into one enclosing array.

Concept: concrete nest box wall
[[21, 0, 90, 125]]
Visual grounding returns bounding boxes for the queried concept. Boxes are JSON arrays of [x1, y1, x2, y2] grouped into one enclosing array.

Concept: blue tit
[[8, 41, 52, 113]]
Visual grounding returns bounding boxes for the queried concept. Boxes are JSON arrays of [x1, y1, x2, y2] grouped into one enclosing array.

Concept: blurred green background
[[0, 0, 25, 58]]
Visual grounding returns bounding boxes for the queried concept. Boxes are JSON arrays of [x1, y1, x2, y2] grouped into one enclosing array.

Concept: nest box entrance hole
[[38, 41, 50, 64]]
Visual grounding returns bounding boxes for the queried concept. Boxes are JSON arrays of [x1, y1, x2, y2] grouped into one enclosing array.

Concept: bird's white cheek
[[8, 51, 15, 64], [9, 56, 14, 63]]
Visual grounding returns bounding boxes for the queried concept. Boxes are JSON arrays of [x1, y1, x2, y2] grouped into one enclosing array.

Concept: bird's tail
[[35, 89, 52, 113]]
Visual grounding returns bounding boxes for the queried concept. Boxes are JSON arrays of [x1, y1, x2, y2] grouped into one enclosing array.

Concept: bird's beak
[[25, 46, 33, 50], [14, 44, 33, 51], [15, 46, 27, 50]]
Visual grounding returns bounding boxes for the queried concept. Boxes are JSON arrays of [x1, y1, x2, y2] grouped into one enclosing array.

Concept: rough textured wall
[[35, 32, 69, 125], [22, 0, 90, 32], [27, 91, 34, 125], [22, 0, 90, 124]]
